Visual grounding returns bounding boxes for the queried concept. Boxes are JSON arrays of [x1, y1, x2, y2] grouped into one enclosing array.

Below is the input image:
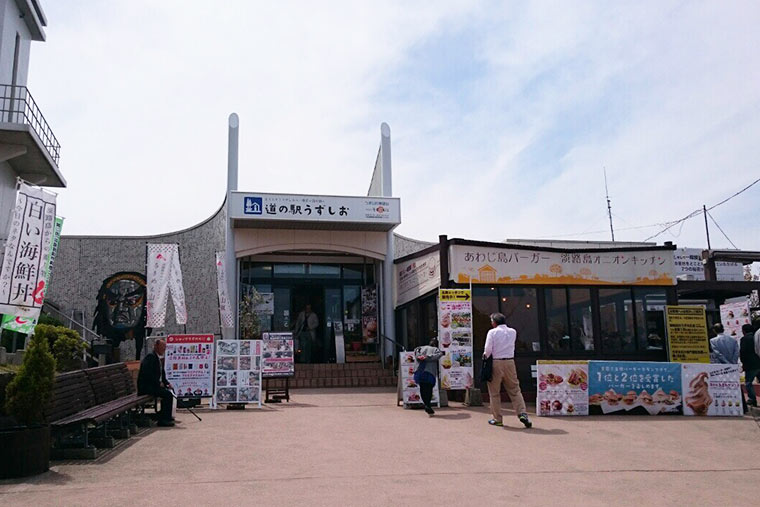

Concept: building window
[[343, 265, 364, 279], [472, 287, 499, 356], [421, 295, 438, 345], [568, 288, 594, 352], [500, 287, 540, 353], [545, 289, 569, 353], [307, 264, 341, 278], [634, 288, 667, 350], [599, 288, 636, 353], [273, 263, 306, 277], [250, 263, 273, 279]]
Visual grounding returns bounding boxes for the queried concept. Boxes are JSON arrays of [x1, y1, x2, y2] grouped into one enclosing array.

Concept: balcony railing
[[0, 84, 60, 165]]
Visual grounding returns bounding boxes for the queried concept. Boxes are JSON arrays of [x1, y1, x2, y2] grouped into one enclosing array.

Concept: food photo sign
[[214, 339, 262, 406], [437, 289, 474, 390], [682, 364, 743, 417], [536, 361, 589, 416], [164, 334, 215, 398], [399, 351, 439, 408], [588, 361, 682, 415], [262, 332, 295, 377], [719, 301, 751, 339]]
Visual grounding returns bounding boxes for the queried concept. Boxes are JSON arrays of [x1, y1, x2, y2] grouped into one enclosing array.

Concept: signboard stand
[[264, 377, 290, 403]]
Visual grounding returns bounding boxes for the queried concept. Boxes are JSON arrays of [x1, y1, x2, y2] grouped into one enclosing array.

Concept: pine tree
[[4, 332, 56, 426]]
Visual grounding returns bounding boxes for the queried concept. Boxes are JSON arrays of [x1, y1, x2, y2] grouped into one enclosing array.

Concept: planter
[[0, 424, 51, 479]]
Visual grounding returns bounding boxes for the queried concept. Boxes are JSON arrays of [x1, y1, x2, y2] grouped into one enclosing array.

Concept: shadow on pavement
[[502, 426, 568, 435], [431, 413, 471, 420]]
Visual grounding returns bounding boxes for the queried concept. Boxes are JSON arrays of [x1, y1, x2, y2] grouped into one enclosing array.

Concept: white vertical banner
[[0, 183, 56, 319], [215, 252, 234, 328], [146, 243, 188, 327]]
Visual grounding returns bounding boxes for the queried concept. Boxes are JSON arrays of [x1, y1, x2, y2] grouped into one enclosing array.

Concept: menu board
[[536, 361, 589, 416], [438, 289, 474, 390], [215, 340, 262, 405], [719, 301, 751, 339], [262, 332, 295, 377], [399, 351, 439, 407], [665, 306, 710, 363], [588, 361, 682, 415], [682, 364, 743, 417], [164, 334, 215, 398]]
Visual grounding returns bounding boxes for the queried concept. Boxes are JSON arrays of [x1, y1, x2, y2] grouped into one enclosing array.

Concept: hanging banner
[[438, 289, 474, 390], [665, 306, 710, 363], [588, 361, 682, 415], [146, 243, 188, 327], [536, 361, 589, 416], [2, 217, 65, 334], [682, 363, 743, 417], [164, 334, 214, 398], [215, 252, 234, 328], [214, 339, 262, 405], [262, 332, 295, 377], [719, 301, 750, 340], [361, 285, 378, 344], [0, 183, 56, 320], [399, 351, 439, 407]]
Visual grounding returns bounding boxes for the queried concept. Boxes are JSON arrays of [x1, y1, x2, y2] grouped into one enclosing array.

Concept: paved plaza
[[1, 388, 759, 506]]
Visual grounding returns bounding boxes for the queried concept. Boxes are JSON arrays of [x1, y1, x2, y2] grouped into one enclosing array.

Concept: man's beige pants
[[487, 359, 526, 422]]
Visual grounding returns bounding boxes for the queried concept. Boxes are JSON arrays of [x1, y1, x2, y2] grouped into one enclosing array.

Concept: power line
[[643, 176, 760, 242], [707, 210, 739, 249]]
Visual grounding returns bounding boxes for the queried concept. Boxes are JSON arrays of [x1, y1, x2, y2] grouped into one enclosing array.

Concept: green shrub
[[38, 313, 64, 327], [51, 329, 86, 372], [33, 324, 86, 372], [4, 332, 55, 426]]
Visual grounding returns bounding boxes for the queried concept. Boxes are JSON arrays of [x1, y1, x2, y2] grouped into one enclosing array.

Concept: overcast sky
[[28, 1, 760, 251]]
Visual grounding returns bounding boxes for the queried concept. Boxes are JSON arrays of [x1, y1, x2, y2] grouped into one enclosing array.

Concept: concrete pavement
[[1, 388, 759, 506]]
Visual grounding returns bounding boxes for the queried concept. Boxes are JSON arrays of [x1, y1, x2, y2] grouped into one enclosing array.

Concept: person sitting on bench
[[137, 339, 175, 427]]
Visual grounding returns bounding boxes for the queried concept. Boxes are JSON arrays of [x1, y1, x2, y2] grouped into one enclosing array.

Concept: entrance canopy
[[229, 191, 400, 232]]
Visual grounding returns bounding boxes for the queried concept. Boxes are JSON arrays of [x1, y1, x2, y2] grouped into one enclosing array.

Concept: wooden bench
[[46, 364, 153, 457]]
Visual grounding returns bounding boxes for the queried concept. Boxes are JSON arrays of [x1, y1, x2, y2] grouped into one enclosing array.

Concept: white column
[[224, 113, 239, 340], [380, 123, 396, 360]]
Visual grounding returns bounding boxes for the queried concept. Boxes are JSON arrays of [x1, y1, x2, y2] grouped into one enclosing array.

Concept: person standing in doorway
[[484, 313, 532, 428], [294, 304, 319, 363], [414, 338, 443, 416], [740, 324, 760, 409]]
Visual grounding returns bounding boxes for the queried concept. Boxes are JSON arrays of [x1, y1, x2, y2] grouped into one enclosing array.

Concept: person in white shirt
[[484, 312, 532, 428]]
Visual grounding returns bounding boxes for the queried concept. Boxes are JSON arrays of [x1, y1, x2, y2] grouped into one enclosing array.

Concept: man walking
[[740, 324, 760, 409], [484, 312, 532, 428]]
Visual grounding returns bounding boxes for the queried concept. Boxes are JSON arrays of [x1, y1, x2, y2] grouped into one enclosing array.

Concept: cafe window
[[343, 265, 364, 280], [568, 288, 594, 352], [543, 288, 592, 354], [421, 295, 438, 345], [545, 289, 569, 353], [599, 288, 636, 353], [472, 287, 499, 355], [250, 263, 273, 279], [500, 287, 539, 353], [405, 303, 421, 349], [634, 288, 667, 350]]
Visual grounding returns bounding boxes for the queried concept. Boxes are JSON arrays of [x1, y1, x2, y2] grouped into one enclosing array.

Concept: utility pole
[[703, 204, 711, 250], [604, 168, 615, 242]]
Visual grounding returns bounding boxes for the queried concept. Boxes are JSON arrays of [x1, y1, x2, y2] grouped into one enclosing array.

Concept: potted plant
[[1, 331, 56, 478]]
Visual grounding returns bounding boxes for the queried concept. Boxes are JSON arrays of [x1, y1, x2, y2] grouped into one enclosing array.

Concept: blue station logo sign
[[244, 196, 263, 215]]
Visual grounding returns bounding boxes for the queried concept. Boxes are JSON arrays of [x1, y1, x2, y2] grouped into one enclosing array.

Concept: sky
[[28, 1, 760, 252]]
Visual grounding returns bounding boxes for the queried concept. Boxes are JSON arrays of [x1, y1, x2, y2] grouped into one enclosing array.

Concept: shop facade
[[395, 237, 681, 394]]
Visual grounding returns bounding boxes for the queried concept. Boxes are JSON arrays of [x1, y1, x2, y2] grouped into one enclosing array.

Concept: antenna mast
[[604, 168, 615, 242]]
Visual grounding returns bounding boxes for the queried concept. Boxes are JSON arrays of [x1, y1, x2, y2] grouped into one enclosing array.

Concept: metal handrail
[[380, 333, 405, 372], [41, 303, 103, 363], [0, 84, 61, 164]]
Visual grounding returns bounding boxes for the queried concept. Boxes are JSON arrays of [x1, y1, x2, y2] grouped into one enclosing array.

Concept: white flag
[[0, 183, 56, 319], [216, 252, 234, 328], [146, 243, 187, 327]]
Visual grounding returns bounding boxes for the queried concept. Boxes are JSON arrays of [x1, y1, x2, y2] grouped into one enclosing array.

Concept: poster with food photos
[[214, 339, 262, 406], [438, 289, 474, 390], [262, 332, 295, 377], [165, 334, 214, 398], [588, 361, 681, 415], [399, 351, 439, 407], [536, 361, 589, 416], [719, 301, 751, 340], [681, 363, 743, 417]]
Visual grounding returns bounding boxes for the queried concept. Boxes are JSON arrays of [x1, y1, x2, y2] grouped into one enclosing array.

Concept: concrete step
[[267, 375, 397, 389]]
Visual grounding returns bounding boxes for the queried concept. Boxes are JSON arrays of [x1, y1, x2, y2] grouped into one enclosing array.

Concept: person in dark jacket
[[740, 324, 760, 408], [137, 339, 174, 426], [414, 338, 443, 416]]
